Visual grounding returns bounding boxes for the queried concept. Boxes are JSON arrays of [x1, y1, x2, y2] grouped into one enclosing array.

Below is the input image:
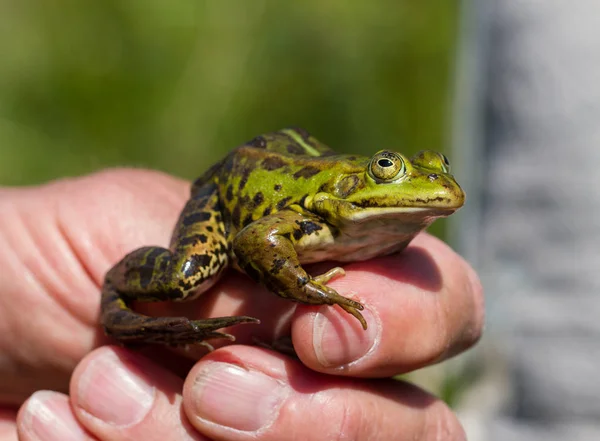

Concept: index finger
[[288, 233, 484, 377]]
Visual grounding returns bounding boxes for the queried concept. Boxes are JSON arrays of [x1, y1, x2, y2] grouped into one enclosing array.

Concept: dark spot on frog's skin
[[262, 156, 287, 171], [248, 136, 267, 148], [297, 275, 309, 287], [221, 207, 231, 223], [214, 240, 227, 252], [409, 196, 447, 205], [262, 206, 272, 216], [206, 226, 214, 232], [243, 214, 254, 226], [295, 220, 323, 235], [238, 170, 251, 191], [133, 248, 165, 289], [291, 127, 311, 140], [178, 234, 209, 247], [215, 213, 223, 223], [293, 166, 321, 179], [193, 254, 213, 267], [239, 195, 251, 207], [253, 192, 264, 206], [231, 205, 242, 228], [158, 255, 169, 274], [182, 211, 212, 226], [270, 258, 287, 275], [336, 175, 359, 198], [143, 248, 164, 268], [274, 184, 282, 192], [196, 234, 209, 244], [293, 229, 303, 241], [276, 197, 293, 210], [286, 143, 305, 155], [178, 278, 195, 291], [226, 185, 234, 202], [282, 232, 292, 241], [428, 173, 439, 182], [318, 183, 328, 192], [137, 266, 155, 290]]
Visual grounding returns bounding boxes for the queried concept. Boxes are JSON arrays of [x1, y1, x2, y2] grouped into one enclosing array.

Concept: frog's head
[[312, 150, 465, 225]]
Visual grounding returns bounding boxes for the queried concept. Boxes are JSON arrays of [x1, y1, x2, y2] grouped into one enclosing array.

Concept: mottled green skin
[[101, 128, 465, 346]]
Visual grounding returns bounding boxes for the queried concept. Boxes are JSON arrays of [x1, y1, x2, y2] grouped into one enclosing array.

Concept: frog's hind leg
[[101, 248, 258, 347], [101, 183, 259, 346]]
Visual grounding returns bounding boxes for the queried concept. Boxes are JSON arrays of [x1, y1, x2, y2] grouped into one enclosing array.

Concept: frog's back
[[246, 127, 338, 157], [192, 128, 335, 193], [203, 128, 365, 237]]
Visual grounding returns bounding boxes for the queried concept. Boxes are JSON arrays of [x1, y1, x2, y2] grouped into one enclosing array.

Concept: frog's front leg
[[101, 183, 259, 346], [233, 207, 367, 329]]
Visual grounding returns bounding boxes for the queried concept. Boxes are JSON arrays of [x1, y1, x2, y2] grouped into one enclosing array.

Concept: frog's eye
[[369, 151, 406, 182]]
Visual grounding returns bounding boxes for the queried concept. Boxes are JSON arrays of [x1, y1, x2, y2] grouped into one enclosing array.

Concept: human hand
[[1, 169, 483, 440]]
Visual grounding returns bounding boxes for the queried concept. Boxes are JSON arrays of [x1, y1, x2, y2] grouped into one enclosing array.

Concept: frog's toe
[[174, 316, 260, 345], [338, 303, 368, 330], [313, 266, 346, 284], [323, 287, 367, 329], [305, 282, 367, 329], [114, 315, 260, 346]]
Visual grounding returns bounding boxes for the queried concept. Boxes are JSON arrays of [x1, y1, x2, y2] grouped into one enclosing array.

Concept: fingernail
[[77, 349, 155, 426], [22, 391, 89, 441], [191, 362, 287, 432], [313, 306, 379, 367]]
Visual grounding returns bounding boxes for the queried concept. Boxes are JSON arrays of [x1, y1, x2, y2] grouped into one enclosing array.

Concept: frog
[[101, 127, 465, 347]]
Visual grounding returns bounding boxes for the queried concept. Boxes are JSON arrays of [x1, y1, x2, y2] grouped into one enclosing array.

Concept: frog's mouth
[[312, 194, 463, 224], [345, 205, 459, 222]]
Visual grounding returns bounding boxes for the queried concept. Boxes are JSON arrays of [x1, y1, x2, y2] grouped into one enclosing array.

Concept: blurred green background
[[0, 0, 459, 187]]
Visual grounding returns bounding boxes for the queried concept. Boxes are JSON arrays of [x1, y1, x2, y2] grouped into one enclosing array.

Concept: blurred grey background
[[454, 1, 600, 440]]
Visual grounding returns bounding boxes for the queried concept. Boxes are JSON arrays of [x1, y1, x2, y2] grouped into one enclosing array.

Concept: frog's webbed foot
[[303, 266, 367, 329], [104, 314, 260, 347]]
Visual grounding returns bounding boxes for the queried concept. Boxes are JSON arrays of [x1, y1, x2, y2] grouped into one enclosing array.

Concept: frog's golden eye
[[369, 151, 406, 182]]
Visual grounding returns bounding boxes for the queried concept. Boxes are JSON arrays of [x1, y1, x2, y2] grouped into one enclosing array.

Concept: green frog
[[101, 128, 465, 346]]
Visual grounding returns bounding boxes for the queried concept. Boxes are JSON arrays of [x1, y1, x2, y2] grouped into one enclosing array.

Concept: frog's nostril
[[428, 173, 439, 181]]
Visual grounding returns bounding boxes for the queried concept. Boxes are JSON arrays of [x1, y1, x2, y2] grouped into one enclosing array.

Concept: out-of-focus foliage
[[0, 1, 459, 187]]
